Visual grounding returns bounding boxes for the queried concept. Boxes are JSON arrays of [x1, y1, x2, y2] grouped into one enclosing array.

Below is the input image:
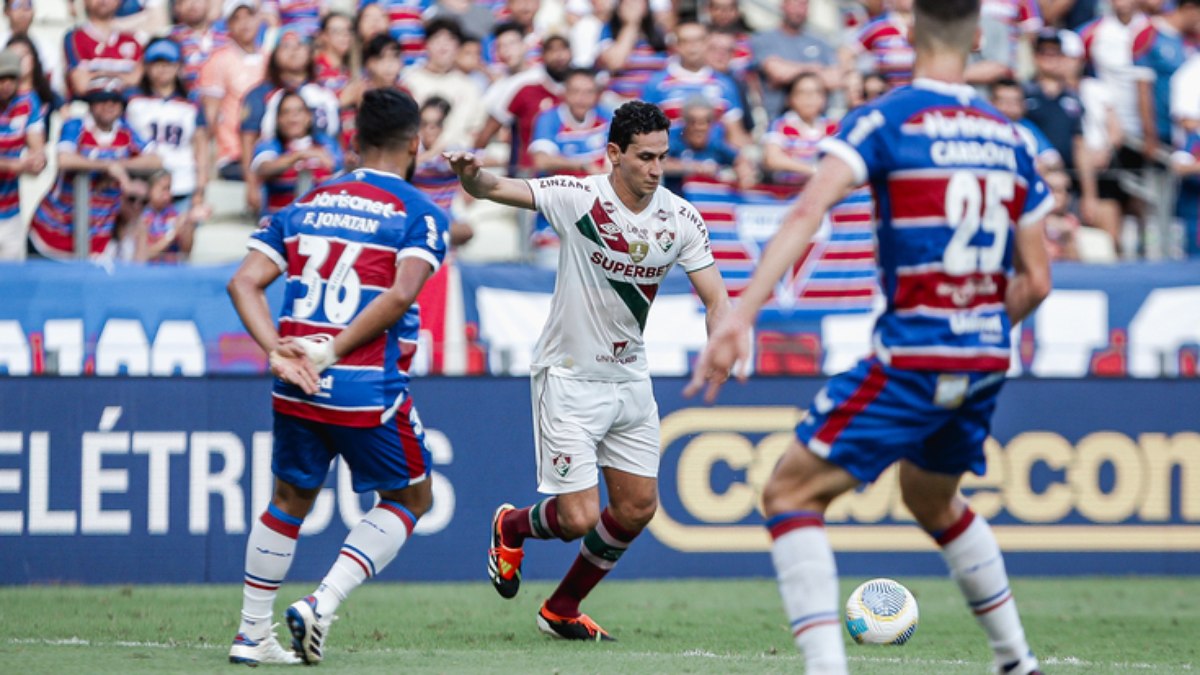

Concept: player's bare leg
[[532, 468, 656, 641], [231, 479, 318, 665], [286, 480, 432, 664], [760, 441, 858, 675], [899, 462, 1041, 675]]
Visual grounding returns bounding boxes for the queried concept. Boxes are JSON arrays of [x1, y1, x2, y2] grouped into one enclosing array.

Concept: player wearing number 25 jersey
[[227, 89, 449, 667], [689, 3, 1051, 674]]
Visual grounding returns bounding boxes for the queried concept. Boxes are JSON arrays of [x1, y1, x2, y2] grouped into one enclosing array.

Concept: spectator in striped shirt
[[1, 0, 65, 102], [168, 0, 228, 92], [597, 0, 670, 101], [250, 90, 343, 218], [64, 0, 145, 100], [314, 13, 354, 98], [29, 82, 162, 260], [762, 72, 838, 187], [0, 49, 44, 260]]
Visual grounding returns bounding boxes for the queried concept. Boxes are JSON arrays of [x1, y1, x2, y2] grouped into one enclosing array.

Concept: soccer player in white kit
[[446, 101, 730, 641]]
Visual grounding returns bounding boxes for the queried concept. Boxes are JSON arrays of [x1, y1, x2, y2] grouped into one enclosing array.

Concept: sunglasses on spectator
[[125, 194, 148, 205]]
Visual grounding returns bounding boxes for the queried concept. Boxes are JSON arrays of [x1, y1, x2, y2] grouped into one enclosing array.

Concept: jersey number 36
[[293, 234, 363, 324]]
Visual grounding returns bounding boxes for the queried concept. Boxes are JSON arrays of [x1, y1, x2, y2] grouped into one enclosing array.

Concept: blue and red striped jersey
[[640, 62, 744, 130], [597, 25, 669, 100], [142, 204, 184, 263], [168, 23, 229, 91], [819, 79, 1053, 372], [63, 24, 143, 99], [0, 93, 45, 221], [30, 116, 147, 259], [251, 135, 345, 217], [248, 168, 450, 427], [854, 13, 914, 88], [360, 0, 434, 66], [263, 0, 322, 39]]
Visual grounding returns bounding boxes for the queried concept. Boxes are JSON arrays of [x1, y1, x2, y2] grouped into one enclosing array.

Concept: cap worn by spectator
[[144, 39, 182, 63], [1059, 30, 1084, 60], [0, 50, 20, 79], [222, 0, 257, 21], [85, 79, 128, 104]]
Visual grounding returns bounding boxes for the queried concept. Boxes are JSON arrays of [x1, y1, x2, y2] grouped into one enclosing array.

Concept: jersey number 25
[[943, 171, 1014, 275]]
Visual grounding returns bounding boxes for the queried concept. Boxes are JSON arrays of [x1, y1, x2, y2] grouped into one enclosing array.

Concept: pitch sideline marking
[[4, 637, 1192, 670]]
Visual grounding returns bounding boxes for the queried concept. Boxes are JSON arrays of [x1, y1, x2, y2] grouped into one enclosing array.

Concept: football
[[844, 578, 919, 645]]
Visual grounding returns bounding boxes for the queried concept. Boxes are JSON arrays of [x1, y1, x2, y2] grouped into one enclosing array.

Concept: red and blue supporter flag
[[682, 176, 879, 321]]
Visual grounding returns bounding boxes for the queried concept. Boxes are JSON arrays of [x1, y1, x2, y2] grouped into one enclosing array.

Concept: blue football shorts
[[795, 356, 1006, 483], [272, 395, 431, 493]]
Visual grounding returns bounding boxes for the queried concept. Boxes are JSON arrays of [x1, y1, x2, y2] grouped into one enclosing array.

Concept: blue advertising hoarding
[[0, 376, 1196, 584]]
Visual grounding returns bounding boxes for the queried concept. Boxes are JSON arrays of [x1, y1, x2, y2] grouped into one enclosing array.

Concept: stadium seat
[[1077, 226, 1119, 263], [190, 221, 257, 264], [456, 198, 523, 263]]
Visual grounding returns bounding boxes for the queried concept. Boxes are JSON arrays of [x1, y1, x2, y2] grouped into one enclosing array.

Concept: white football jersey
[[527, 173, 715, 381]]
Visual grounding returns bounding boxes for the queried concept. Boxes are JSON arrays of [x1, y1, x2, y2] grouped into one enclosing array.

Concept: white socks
[[935, 508, 1033, 667], [309, 500, 417, 616], [767, 511, 848, 675], [239, 504, 303, 639]]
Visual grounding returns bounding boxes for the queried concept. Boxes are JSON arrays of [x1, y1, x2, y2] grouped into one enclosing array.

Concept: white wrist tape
[[294, 334, 338, 373]]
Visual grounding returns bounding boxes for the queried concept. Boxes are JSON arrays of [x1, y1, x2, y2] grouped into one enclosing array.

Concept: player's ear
[[607, 142, 620, 167], [973, 26, 982, 52], [408, 134, 420, 156]]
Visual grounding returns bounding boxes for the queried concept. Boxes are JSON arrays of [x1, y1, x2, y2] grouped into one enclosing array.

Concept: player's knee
[[609, 495, 657, 532], [761, 471, 825, 518], [556, 501, 600, 540]]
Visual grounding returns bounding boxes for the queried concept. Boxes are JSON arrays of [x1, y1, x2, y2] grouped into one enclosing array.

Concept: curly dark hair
[[608, 100, 670, 152], [358, 87, 419, 151]]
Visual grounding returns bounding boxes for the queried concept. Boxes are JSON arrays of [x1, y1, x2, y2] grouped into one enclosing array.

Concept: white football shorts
[[530, 368, 660, 494]]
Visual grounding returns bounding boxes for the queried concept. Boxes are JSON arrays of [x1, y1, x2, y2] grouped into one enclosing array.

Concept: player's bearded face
[[613, 131, 669, 198]]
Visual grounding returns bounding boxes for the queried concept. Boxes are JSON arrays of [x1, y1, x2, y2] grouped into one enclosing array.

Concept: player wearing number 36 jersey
[[688, 2, 1051, 674], [226, 89, 449, 667]]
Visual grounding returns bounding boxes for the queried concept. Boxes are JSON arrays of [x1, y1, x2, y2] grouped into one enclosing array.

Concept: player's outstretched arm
[[1006, 219, 1052, 325], [444, 150, 535, 210], [685, 154, 857, 403]]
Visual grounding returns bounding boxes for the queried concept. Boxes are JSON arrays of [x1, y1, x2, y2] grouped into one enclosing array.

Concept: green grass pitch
[[1, 578, 1196, 673]]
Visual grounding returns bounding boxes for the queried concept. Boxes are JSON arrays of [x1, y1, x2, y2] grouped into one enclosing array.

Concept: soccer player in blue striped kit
[[225, 88, 450, 666], [688, 1, 1050, 674]]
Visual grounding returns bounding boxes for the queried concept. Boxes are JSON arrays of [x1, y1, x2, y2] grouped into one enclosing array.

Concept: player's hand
[[443, 150, 483, 181], [683, 311, 753, 404], [269, 338, 322, 395]]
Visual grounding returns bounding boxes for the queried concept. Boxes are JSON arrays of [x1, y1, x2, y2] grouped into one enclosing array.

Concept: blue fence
[[0, 376, 1196, 584]]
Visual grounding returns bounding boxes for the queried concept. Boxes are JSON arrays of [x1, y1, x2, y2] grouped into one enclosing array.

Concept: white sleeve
[[675, 199, 716, 273], [1172, 57, 1200, 122], [526, 175, 592, 237]]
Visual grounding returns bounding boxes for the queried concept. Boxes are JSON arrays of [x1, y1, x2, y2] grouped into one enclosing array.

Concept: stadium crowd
[[0, 0, 1197, 264]]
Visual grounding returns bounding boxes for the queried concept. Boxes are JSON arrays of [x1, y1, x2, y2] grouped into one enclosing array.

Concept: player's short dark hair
[[492, 20, 525, 40], [913, 0, 980, 53], [358, 88, 419, 151], [1180, 0, 1200, 8], [424, 17, 464, 43], [608, 100, 670, 152], [914, 0, 980, 22]]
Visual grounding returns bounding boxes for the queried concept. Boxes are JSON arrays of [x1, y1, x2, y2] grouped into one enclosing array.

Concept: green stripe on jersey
[[606, 279, 651, 332], [573, 213, 604, 247]]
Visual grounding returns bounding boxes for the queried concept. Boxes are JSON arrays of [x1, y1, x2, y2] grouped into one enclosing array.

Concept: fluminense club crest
[[551, 452, 571, 477], [655, 229, 675, 253]]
